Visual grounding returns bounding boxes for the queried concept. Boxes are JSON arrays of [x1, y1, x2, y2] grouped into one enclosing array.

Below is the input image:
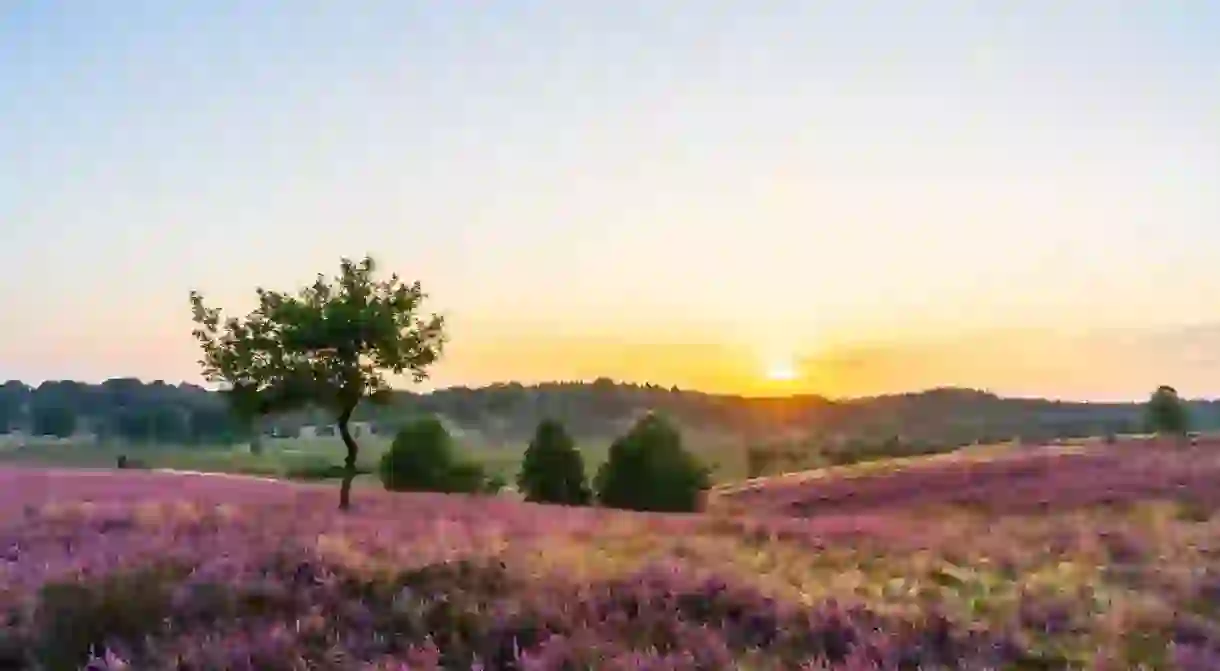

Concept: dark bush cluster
[[114, 455, 149, 470], [594, 413, 711, 513], [1147, 384, 1190, 436], [516, 419, 591, 506], [378, 416, 496, 495], [384, 412, 712, 513]]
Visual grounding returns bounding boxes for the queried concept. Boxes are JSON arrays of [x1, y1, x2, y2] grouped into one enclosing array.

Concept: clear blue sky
[[2, 1, 1219, 399]]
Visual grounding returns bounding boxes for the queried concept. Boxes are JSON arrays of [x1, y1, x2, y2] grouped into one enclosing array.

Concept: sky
[[1, 1, 1219, 401]]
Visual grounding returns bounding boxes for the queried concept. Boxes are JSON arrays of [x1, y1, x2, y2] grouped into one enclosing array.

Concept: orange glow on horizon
[[763, 355, 799, 383], [409, 323, 1206, 402]]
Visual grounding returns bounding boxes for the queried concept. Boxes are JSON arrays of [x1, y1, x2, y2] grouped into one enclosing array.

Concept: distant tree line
[[3, 378, 1219, 449], [0, 378, 250, 444]]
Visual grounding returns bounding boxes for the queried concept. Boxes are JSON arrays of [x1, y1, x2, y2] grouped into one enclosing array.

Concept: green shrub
[[1147, 385, 1189, 436], [115, 454, 149, 470], [820, 436, 944, 467], [485, 473, 508, 494], [745, 445, 773, 479], [594, 413, 710, 513], [379, 417, 458, 492], [446, 461, 489, 494], [517, 419, 591, 505], [284, 456, 371, 481], [285, 463, 370, 481], [378, 417, 488, 494]]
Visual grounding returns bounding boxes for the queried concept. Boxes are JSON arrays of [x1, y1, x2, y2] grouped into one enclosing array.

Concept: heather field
[[4, 442, 1220, 669]]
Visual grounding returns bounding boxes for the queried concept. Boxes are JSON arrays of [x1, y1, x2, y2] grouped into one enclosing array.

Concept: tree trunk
[[337, 406, 359, 511], [248, 420, 263, 455]]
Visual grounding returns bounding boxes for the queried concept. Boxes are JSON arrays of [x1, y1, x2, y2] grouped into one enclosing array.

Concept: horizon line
[[2, 375, 1188, 406]]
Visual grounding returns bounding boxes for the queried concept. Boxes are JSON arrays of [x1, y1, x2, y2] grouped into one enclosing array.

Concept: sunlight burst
[[764, 359, 798, 382]]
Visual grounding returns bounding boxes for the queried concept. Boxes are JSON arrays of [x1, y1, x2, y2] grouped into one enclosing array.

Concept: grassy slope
[[0, 429, 753, 484]]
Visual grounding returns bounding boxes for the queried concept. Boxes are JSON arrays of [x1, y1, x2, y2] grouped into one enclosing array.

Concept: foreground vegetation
[[0, 439, 1218, 668]]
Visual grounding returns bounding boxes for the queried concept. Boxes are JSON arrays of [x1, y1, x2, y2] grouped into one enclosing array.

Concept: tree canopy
[[189, 255, 446, 509], [1146, 385, 1189, 436]]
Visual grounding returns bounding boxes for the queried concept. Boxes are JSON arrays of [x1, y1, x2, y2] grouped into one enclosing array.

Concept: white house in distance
[[298, 422, 374, 439]]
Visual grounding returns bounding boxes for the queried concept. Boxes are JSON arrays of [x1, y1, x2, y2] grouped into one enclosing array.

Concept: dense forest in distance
[[2, 377, 1216, 450]]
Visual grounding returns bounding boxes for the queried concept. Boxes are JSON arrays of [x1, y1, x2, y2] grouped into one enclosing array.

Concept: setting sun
[[764, 358, 799, 382]]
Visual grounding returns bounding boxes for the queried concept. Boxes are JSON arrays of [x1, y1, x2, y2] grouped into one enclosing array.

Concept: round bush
[[594, 413, 710, 513], [517, 419, 591, 506], [379, 416, 460, 492], [379, 416, 490, 494]]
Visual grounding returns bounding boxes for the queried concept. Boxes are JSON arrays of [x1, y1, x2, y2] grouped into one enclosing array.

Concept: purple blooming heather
[[0, 442, 1213, 668]]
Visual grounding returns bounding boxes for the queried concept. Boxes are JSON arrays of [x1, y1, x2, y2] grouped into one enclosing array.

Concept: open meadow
[[0, 430, 754, 489], [1, 439, 1219, 669]]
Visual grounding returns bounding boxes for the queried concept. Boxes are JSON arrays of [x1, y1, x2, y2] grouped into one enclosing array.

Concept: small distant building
[[299, 422, 373, 439]]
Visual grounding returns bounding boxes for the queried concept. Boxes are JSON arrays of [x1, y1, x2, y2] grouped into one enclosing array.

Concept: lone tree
[[189, 255, 446, 510], [1147, 385, 1189, 437]]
